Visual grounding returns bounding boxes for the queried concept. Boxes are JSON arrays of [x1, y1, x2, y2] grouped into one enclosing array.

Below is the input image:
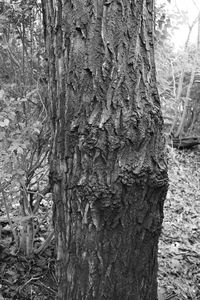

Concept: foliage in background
[[0, 0, 52, 257], [155, 1, 200, 140]]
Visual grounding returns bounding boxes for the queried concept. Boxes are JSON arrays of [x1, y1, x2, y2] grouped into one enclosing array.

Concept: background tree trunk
[[42, 1, 168, 299]]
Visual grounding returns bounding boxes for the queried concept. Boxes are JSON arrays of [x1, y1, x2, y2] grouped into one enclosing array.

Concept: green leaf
[[0, 119, 9, 127], [16, 146, 24, 154]]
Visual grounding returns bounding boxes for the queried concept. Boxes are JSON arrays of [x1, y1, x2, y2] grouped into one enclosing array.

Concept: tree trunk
[[42, 1, 168, 299]]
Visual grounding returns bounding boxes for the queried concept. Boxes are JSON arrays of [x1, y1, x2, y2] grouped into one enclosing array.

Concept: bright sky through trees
[[157, 0, 200, 50], [173, 0, 199, 50]]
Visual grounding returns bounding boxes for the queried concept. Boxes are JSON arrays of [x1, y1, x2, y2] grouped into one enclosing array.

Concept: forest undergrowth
[[0, 147, 200, 300], [158, 147, 200, 300]]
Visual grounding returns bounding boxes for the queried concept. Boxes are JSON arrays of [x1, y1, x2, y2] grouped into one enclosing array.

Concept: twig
[[19, 275, 43, 292], [34, 230, 54, 255], [34, 280, 57, 294], [27, 150, 48, 180], [33, 184, 50, 214]]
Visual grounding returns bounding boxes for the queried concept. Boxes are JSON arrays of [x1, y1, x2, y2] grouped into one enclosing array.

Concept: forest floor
[[0, 147, 199, 299], [158, 147, 200, 300]]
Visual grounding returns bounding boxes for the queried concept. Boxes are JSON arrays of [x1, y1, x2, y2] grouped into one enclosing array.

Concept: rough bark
[[42, 1, 168, 299]]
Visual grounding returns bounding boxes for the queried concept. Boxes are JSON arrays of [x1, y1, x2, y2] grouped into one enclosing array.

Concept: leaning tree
[[41, 0, 168, 299]]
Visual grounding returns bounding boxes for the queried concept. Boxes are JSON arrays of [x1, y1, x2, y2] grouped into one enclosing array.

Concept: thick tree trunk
[[42, 1, 168, 299]]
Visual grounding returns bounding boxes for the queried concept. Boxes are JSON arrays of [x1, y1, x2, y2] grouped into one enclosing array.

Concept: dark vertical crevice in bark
[[43, 0, 168, 299]]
